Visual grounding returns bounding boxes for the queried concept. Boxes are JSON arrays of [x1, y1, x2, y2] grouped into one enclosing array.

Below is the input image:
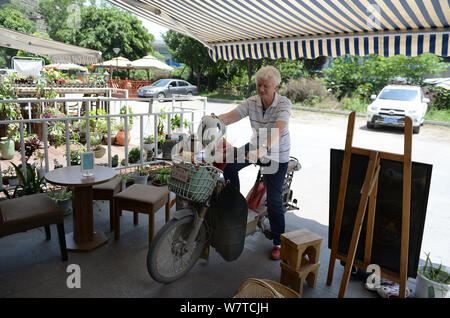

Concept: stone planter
[[93, 146, 106, 158]]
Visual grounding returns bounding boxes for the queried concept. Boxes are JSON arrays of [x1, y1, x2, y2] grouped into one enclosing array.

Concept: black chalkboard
[[328, 149, 432, 278]]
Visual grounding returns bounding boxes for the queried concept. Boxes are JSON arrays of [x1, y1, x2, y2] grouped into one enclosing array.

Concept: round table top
[[45, 165, 117, 187]]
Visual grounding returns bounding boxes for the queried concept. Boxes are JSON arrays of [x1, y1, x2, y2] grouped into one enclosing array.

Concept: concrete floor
[[0, 198, 417, 298]]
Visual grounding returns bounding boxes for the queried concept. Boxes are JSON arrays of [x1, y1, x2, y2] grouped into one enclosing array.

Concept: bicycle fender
[[171, 208, 195, 220]]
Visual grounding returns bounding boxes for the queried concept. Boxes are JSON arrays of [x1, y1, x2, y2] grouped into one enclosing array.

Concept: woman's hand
[[247, 147, 267, 163]]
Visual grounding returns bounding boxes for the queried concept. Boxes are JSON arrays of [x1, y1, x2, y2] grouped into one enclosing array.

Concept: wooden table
[[45, 165, 116, 252]]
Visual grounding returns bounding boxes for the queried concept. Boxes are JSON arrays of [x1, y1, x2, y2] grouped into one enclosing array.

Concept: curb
[[206, 99, 450, 127]]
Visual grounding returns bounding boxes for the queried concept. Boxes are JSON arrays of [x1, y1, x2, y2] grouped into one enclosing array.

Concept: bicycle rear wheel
[[147, 215, 207, 283]]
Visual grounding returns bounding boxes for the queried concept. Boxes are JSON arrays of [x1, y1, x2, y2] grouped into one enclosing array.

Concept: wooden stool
[[280, 229, 322, 270], [114, 184, 171, 245], [280, 260, 320, 297]]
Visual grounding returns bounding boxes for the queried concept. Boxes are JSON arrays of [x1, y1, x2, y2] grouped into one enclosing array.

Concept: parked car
[[138, 79, 198, 101], [366, 85, 430, 134]]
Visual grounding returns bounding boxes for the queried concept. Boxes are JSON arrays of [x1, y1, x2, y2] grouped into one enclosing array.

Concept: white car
[[366, 85, 430, 134]]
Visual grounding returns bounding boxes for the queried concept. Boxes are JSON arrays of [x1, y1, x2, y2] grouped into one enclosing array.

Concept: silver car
[[138, 79, 198, 101]]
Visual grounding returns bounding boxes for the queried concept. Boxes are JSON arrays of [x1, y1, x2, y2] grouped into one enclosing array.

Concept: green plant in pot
[[143, 135, 155, 151], [48, 188, 73, 216], [2, 162, 46, 198], [134, 166, 149, 185], [415, 252, 450, 298], [2, 165, 18, 187], [111, 154, 119, 168], [116, 106, 134, 146], [152, 167, 171, 186]]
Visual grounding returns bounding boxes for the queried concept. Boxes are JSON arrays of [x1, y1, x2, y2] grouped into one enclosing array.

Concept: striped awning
[[108, 0, 450, 61]]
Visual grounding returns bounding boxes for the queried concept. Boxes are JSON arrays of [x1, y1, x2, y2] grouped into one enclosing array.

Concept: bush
[[430, 87, 450, 111], [280, 78, 328, 104]]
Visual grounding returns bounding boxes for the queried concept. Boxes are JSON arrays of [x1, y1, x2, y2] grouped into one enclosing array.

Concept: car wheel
[[186, 92, 193, 97], [366, 121, 375, 129], [157, 92, 165, 102], [413, 126, 420, 134]]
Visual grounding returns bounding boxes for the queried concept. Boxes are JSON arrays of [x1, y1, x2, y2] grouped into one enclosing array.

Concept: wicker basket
[[234, 278, 300, 298]]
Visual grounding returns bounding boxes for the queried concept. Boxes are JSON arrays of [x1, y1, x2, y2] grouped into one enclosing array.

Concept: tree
[[40, 2, 155, 61], [0, 7, 36, 67]]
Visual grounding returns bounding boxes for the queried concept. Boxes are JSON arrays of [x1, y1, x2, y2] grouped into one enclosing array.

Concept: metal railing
[[0, 95, 207, 185]]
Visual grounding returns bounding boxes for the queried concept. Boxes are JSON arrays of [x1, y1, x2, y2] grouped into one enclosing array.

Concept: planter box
[[415, 271, 450, 298]]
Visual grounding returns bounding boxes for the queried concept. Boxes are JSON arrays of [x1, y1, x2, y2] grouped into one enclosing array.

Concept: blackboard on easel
[[328, 148, 432, 277], [326, 112, 432, 298]]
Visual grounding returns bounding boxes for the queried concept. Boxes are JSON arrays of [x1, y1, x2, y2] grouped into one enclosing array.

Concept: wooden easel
[[326, 112, 412, 298]]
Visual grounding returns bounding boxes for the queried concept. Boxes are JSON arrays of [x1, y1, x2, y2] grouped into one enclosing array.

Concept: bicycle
[[146, 146, 301, 283]]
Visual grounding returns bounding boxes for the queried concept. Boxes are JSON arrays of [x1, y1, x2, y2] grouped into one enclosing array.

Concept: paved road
[[125, 99, 449, 266], [205, 102, 450, 267]]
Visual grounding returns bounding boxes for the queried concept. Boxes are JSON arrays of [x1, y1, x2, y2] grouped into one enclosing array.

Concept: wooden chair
[[113, 184, 171, 245], [0, 193, 68, 261], [92, 176, 122, 231]]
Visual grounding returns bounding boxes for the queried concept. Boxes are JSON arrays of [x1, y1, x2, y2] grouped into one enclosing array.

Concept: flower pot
[[134, 174, 149, 185], [56, 198, 73, 216], [8, 177, 19, 187], [93, 146, 106, 158], [415, 270, 450, 298], [103, 135, 116, 145], [0, 138, 15, 160], [115, 130, 131, 146], [143, 143, 155, 151]]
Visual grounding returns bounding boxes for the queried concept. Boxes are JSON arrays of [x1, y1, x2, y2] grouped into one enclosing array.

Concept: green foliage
[[40, 2, 154, 62], [341, 97, 369, 113], [127, 147, 141, 164], [3, 162, 46, 198], [430, 87, 450, 111], [0, 75, 21, 121], [279, 78, 328, 104], [325, 54, 447, 101], [0, 6, 35, 33], [119, 105, 134, 128], [418, 252, 450, 284]]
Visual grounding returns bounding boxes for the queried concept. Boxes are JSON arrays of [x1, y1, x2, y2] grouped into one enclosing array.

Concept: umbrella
[[44, 63, 88, 72], [93, 57, 132, 69], [131, 55, 174, 71]]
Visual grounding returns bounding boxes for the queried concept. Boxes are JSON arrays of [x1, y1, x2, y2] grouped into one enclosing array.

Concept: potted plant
[[143, 135, 155, 151], [118, 172, 133, 190], [3, 162, 46, 198], [134, 166, 149, 185], [92, 145, 106, 159], [48, 188, 73, 216], [415, 252, 450, 298], [33, 150, 46, 178], [152, 167, 171, 186], [2, 166, 18, 187], [116, 105, 134, 146], [111, 154, 119, 168]]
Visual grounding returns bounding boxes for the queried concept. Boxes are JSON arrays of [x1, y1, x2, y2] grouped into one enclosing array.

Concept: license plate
[[383, 117, 398, 124], [171, 166, 189, 182]]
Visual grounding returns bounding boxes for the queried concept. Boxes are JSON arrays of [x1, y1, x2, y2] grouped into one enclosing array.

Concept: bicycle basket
[[168, 162, 222, 203]]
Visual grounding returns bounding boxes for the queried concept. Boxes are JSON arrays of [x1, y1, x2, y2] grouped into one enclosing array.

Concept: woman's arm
[[218, 108, 242, 126], [247, 120, 288, 163]]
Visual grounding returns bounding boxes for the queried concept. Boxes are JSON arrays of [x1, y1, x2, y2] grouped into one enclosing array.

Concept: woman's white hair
[[255, 66, 281, 87]]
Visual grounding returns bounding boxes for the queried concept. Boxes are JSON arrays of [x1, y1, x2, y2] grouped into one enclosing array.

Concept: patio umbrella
[[131, 55, 174, 71], [44, 63, 88, 72], [93, 56, 133, 78], [130, 54, 174, 80]]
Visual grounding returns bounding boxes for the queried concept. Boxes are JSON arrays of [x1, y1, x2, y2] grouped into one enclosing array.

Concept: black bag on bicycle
[[208, 184, 248, 261]]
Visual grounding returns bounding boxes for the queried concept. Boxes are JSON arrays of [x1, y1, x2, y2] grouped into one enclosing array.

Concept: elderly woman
[[218, 65, 291, 260]]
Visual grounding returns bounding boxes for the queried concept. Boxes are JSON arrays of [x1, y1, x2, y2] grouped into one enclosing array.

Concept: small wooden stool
[[114, 184, 171, 245], [280, 229, 322, 270], [280, 260, 320, 297]]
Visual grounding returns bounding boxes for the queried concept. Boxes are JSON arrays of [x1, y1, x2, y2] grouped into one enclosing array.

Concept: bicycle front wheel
[[147, 215, 207, 283]]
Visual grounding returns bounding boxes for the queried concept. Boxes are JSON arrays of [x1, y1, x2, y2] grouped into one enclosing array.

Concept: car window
[[178, 81, 188, 86], [378, 89, 419, 101], [169, 81, 177, 87], [151, 79, 170, 87]]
